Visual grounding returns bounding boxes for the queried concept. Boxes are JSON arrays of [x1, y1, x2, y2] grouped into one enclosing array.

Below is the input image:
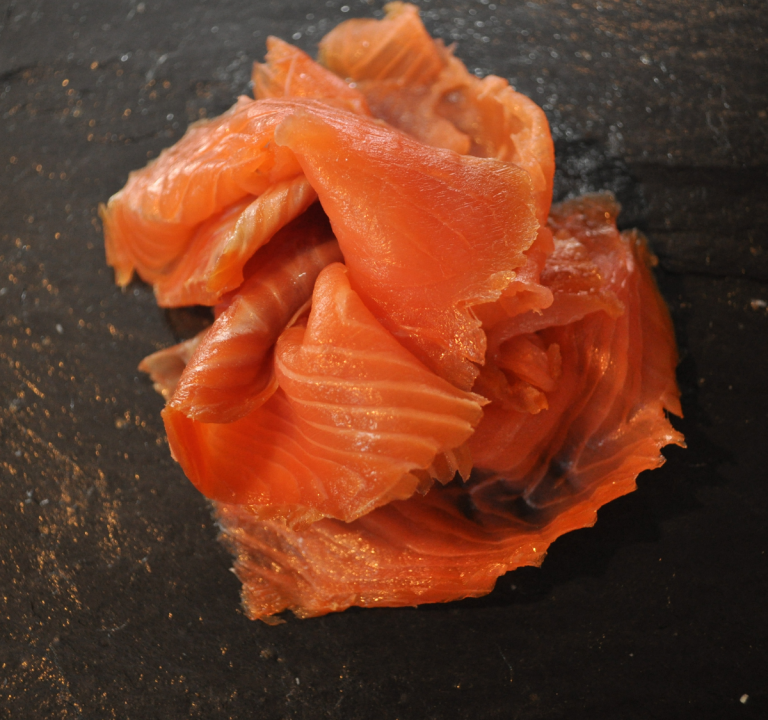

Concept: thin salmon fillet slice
[[319, 2, 446, 86], [212, 196, 683, 621], [100, 97, 310, 288], [470, 194, 682, 474], [139, 331, 209, 401], [150, 175, 317, 307], [319, 2, 554, 224], [168, 206, 343, 423], [162, 263, 485, 525], [318, 1, 554, 322], [253, 36, 371, 116], [274, 103, 540, 390], [319, 2, 471, 155]]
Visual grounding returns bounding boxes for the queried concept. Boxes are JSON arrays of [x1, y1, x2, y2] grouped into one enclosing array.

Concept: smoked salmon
[[104, 3, 683, 622]]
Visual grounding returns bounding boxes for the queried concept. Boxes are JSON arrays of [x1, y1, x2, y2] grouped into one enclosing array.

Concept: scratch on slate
[[497, 645, 514, 682], [0, 0, 15, 43]]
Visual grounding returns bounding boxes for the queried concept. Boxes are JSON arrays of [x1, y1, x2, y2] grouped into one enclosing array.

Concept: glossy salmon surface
[[163, 263, 485, 525]]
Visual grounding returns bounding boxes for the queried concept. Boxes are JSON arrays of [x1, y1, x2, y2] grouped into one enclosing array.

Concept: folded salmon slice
[[253, 36, 371, 116], [274, 104, 539, 390], [139, 332, 209, 401], [213, 195, 683, 620], [318, 1, 555, 321], [319, 2, 555, 224], [168, 206, 342, 423], [152, 176, 317, 307], [100, 97, 312, 289], [163, 263, 485, 525]]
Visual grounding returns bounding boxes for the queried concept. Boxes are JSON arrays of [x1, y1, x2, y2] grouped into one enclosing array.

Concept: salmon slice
[[100, 97, 309, 288], [319, 2, 471, 154], [213, 196, 683, 621], [138, 331, 209, 400], [318, 0, 554, 322], [168, 206, 343, 423], [274, 103, 540, 390], [319, 2, 554, 223], [470, 194, 681, 474], [152, 175, 317, 307], [319, 2, 446, 86], [162, 263, 485, 524], [253, 36, 371, 116]]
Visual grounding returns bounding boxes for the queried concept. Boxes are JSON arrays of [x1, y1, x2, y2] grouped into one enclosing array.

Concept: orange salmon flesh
[[105, 2, 684, 622]]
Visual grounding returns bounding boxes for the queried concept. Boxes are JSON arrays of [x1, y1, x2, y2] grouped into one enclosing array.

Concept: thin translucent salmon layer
[[473, 194, 627, 418], [319, 2, 555, 224], [163, 263, 485, 524], [316, 1, 554, 319], [138, 331, 208, 400], [274, 105, 539, 390], [169, 206, 343, 423], [153, 175, 317, 307], [471, 194, 682, 474], [100, 97, 309, 288], [253, 29, 553, 325], [213, 196, 684, 620], [253, 36, 371, 116]]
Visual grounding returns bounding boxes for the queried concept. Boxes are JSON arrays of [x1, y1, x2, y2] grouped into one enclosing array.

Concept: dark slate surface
[[1, 1, 766, 718]]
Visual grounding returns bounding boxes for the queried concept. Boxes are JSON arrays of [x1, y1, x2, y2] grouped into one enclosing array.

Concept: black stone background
[[1, 1, 766, 718]]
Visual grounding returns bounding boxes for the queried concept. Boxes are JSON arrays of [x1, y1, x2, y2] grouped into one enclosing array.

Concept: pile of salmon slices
[[101, 3, 684, 622]]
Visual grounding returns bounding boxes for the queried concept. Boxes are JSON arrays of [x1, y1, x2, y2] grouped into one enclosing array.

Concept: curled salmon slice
[[100, 97, 311, 288], [162, 263, 485, 525], [318, 1, 554, 323], [253, 36, 371, 116], [320, 2, 470, 154], [169, 206, 342, 423], [274, 103, 540, 390], [319, 2, 554, 223], [153, 175, 317, 307], [138, 332, 209, 401], [319, 2, 446, 86]]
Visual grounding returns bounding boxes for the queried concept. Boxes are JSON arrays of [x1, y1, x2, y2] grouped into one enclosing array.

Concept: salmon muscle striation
[[168, 206, 343, 423], [274, 103, 540, 390], [163, 263, 485, 525]]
